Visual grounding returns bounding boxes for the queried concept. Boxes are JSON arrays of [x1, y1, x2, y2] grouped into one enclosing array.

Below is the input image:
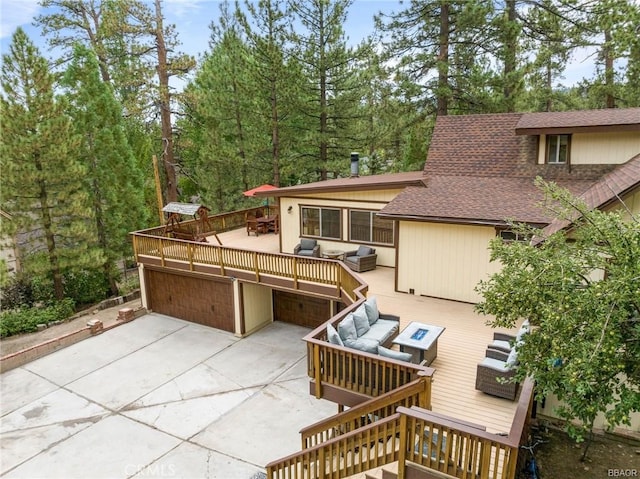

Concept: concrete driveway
[[1, 314, 336, 478]]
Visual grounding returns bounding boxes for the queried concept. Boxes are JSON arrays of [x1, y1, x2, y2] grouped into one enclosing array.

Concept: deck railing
[[300, 373, 432, 449], [130, 208, 367, 304], [266, 379, 534, 479]]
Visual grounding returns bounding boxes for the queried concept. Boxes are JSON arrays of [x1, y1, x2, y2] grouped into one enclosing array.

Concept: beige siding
[[241, 283, 273, 335], [397, 222, 501, 303], [604, 187, 640, 220], [279, 192, 400, 267], [538, 131, 640, 165]]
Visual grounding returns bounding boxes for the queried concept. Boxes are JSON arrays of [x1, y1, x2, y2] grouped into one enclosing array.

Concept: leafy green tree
[[0, 28, 102, 300], [476, 179, 640, 458], [62, 44, 147, 295]]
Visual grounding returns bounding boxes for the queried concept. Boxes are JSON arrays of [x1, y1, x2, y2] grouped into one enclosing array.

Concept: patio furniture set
[[326, 296, 445, 367], [246, 209, 279, 236], [475, 320, 530, 400], [294, 240, 378, 272]]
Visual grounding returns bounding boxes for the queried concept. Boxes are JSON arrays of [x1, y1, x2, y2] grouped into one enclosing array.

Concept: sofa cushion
[[356, 245, 373, 256], [364, 296, 380, 325], [300, 238, 316, 250], [378, 345, 412, 362], [353, 304, 370, 336], [344, 337, 379, 354], [366, 318, 399, 345], [516, 320, 530, 343], [327, 323, 343, 347], [338, 314, 358, 342], [506, 348, 518, 369], [479, 357, 511, 373]]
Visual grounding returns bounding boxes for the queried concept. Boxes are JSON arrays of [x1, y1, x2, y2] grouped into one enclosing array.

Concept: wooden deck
[[212, 229, 521, 434]]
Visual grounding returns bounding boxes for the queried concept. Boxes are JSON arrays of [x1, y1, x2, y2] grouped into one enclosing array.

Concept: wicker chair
[[475, 348, 519, 400], [344, 245, 377, 272], [294, 238, 320, 257]]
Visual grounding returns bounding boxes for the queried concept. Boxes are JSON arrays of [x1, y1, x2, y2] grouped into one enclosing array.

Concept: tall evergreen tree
[[0, 28, 102, 300], [62, 44, 147, 295], [290, 0, 364, 180]]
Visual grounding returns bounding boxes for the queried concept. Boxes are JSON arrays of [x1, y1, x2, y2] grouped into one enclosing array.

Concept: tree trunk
[[437, 1, 450, 116], [37, 174, 64, 300], [604, 28, 615, 108], [154, 0, 177, 202], [503, 0, 518, 112]]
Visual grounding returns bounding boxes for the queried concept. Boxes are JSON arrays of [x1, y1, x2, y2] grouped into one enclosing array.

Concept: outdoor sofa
[[326, 296, 407, 361], [475, 345, 519, 400], [344, 245, 377, 272]]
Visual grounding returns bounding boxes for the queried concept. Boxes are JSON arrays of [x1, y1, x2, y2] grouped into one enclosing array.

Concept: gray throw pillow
[[356, 245, 372, 256], [364, 296, 380, 325], [344, 337, 379, 354], [377, 345, 413, 362], [300, 238, 316, 250], [327, 323, 343, 346], [337, 314, 358, 342], [353, 304, 370, 336]]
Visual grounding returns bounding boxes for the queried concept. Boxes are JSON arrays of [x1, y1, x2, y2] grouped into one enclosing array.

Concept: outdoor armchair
[[475, 347, 519, 400], [294, 238, 320, 257], [344, 245, 377, 272]]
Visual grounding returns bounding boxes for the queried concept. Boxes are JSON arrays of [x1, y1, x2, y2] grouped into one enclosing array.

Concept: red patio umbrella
[[243, 184, 278, 197]]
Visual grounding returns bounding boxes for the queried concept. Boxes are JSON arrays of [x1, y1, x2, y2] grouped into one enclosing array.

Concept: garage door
[[273, 290, 331, 329], [145, 269, 234, 332]]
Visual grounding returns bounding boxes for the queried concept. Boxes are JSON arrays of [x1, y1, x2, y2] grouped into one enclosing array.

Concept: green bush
[[63, 270, 111, 305], [0, 298, 75, 338]]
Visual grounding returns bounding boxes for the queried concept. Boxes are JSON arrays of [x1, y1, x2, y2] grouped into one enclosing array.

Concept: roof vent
[[350, 152, 359, 178]]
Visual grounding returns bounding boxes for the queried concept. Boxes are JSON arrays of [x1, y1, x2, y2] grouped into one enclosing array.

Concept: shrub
[[63, 269, 111, 306], [0, 298, 75, 338], [0, 276, 34, 310]]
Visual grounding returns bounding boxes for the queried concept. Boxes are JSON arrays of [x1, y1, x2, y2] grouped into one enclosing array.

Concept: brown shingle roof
[[424, 113, 531, 178], [541, 153, 640, 237], [253, 171, 426, 197], [515, 108, 640, 135], [379, 176, 594, 225]]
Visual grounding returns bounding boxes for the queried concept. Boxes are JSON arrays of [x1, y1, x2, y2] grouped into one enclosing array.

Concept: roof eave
[[254, 179, 427, 197], [515, 124, 640, 135], [377, 213, 548, 228]]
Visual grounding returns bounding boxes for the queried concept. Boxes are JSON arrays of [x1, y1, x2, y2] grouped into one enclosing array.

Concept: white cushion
[[506, 348, 518, 368]]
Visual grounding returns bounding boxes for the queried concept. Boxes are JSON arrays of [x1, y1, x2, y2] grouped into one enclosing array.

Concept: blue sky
[[0, 0, 398, 58], [0, 0, 602, 86]]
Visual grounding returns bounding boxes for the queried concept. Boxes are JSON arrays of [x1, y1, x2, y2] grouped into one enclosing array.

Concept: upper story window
[[301, 206, 340, 239], [546, 134, 570, 164], [498, 230, 531, 242], [350, 210, 394, 245]]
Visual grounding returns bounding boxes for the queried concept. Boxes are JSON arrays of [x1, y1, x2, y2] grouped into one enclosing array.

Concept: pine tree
[[62, 44, 148, 295], [0, 28, 102, 300]]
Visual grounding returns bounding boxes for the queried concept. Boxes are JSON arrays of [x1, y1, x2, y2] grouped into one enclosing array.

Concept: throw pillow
[[353, 304, 370, 336], [364, 296, 380, 325], [377, 345, 413, 362], [337, 314, 358, 342], [506, 348, 518, 369], [327, 323, 344, 346], [344, 337, 379, 354], [356, 245, 373, 256], [300, 238, 316, 250]]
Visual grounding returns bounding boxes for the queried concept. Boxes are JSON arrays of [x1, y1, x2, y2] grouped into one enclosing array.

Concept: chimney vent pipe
[[350, 152, 359, 177]]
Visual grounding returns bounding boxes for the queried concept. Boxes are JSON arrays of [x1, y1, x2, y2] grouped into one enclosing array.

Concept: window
[[350, 210, 394, 245], [301, 207, 340, 239], [498, 230, 531, 242], [546, 134, 570, 164]]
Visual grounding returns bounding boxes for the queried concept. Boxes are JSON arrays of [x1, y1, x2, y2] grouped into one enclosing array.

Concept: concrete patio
[[1, 315, 337, 478]]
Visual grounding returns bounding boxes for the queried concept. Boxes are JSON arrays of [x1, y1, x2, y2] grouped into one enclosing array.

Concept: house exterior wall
[[538, 131, 640, 165], [241, 282, 273, 335], [397, 221, 502, 303], [279, 189, 403, 267]]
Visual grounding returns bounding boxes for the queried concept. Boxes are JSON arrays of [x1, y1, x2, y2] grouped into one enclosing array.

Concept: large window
[[301, 207, 340, 239], [350, 210, 394, 245], [546, 134, 570, 164]]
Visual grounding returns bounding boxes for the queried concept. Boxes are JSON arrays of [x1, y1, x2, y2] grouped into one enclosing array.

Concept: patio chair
[[294, 238, 320, 257], [344, 245, 377, 272], [475, 347, 519, 400], [246, 213, 266, 236]]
